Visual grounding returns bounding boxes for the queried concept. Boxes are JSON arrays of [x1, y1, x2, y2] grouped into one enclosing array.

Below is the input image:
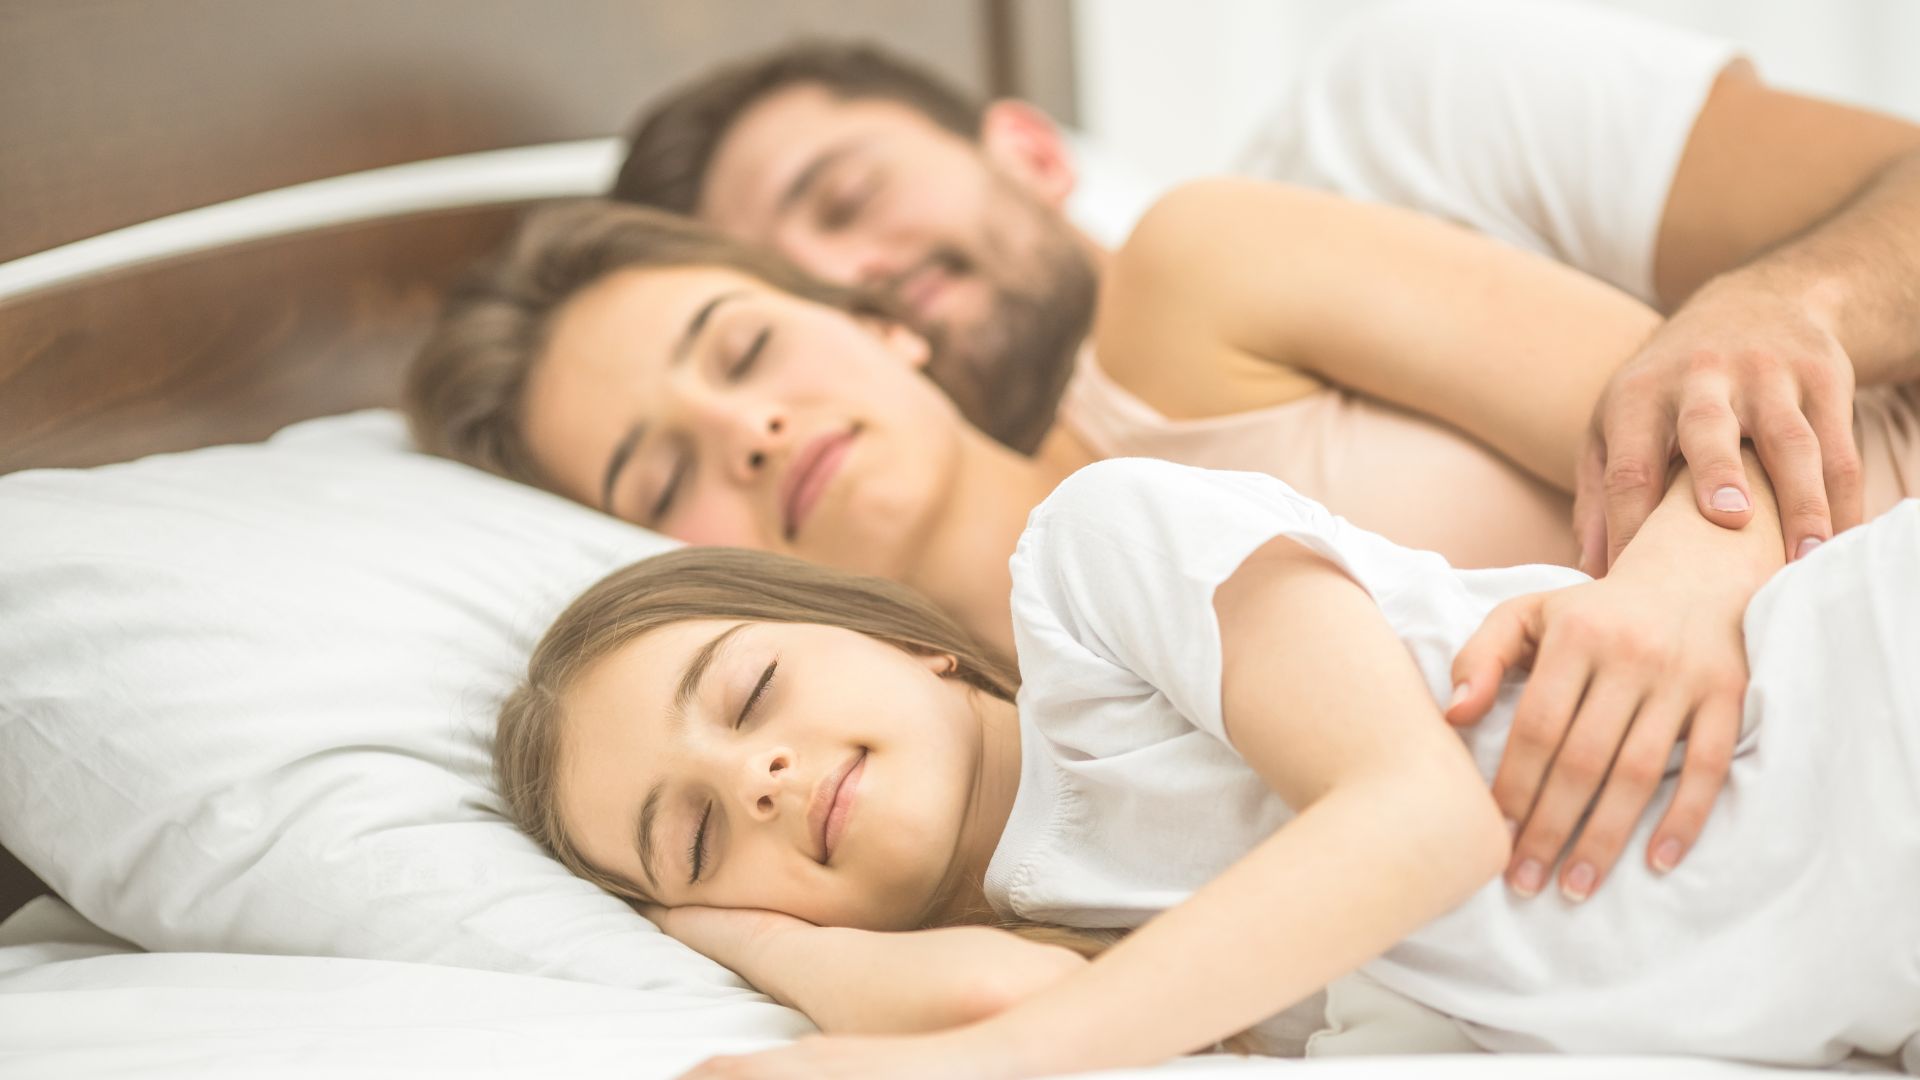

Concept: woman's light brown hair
[[404, 199, 892, 491]]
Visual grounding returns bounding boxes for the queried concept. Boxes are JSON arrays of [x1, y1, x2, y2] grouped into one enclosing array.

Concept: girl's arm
[[650, 906, 1086, 1036], [1097, 176, 1659, 491], [956, 538, 1511, 1074]]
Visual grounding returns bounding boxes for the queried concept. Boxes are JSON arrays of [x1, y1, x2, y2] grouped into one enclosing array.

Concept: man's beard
[[907, 182, 1098, 455]]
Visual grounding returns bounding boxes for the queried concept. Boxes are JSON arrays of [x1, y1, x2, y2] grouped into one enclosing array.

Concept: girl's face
[[522, 266, 969, 581], [555, 619, 992, 930]]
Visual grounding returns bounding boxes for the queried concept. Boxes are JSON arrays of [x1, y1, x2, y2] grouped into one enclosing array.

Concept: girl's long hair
[[496, 545, 1260, 1054]]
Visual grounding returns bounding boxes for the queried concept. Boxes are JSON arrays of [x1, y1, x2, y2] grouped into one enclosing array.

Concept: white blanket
[[0, 898, 1869, 1080]]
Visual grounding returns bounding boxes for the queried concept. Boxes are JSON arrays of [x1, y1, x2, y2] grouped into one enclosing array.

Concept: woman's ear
[[978, 99, 1077, 209]]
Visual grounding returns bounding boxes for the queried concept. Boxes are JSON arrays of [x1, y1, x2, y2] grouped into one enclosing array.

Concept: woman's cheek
[[666, 498, 765, 549]]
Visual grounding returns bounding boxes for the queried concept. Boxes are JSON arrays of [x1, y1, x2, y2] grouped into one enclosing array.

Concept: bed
[[0, 2, 1888, 1076]]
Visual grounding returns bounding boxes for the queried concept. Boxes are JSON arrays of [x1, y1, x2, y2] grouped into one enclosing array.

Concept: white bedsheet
[[0, 898, 1867, 1080]]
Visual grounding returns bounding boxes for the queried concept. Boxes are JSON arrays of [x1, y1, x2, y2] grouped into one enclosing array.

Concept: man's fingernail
[[1561, 862, 1596, 903], [1652, 837, 1684, 873], [1447, 682, 1470, 710], [1710, 486, 1750, 513], [1796, 536, 1824, 560], [1511, 859, 1546, 898]]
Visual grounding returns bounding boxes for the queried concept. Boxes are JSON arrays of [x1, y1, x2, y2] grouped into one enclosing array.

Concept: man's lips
[[895, 263, 949, 318], [808, 750, 867, 864], [780, 427, 858, 541]]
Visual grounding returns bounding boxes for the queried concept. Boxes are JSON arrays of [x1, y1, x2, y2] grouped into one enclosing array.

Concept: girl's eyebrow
[[635, 622, 749, 890]]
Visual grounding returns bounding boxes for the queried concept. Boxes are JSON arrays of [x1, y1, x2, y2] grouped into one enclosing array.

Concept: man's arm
[[1584, 63, 1920, 572]]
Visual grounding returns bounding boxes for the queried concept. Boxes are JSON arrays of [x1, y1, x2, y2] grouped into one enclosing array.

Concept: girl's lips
[[817, 750, 866, 864], [781, 428, 858, 541]]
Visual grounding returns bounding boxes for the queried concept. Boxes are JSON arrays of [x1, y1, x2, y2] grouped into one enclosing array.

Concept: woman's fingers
[[1553, 690, 1688, 901], [1647, 693, 1741, 875], [1445, 595, 1543, 727], [1487, 624, 1589, 832], [1504, 671, 1638, 898]]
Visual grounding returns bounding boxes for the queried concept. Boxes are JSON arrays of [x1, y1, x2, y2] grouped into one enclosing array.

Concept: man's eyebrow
[[776, 139, 864, 217], [635, 622, 749, 890], [598, 291, 743, 513]]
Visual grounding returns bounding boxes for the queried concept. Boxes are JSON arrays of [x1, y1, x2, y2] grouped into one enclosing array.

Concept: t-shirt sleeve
[[1238, 0, 1739, 303], [1008, 459, 1389, 748]]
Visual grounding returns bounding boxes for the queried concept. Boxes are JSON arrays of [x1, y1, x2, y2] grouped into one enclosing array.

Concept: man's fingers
[[1599, 406, 1673, 571], [1446, 596, 1542, 727], [1808, 390, 1864, 534], [1555, 691, 1688, 901], [1507, 673, 1639, 898], [1672, 389, 1752, 530], [1749, 403, 1832, 561], [1572, 437, 1610, 578], [1648, 694, 1741, 875]]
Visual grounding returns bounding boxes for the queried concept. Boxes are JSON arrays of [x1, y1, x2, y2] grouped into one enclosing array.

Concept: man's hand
[[1444, 565, 1750, 902], [1573, 278, 1861, 577]]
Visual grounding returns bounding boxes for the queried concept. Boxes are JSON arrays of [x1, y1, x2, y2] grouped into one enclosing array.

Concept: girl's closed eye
[[736, 659, 777, 727], [688, 660, 780, 884]]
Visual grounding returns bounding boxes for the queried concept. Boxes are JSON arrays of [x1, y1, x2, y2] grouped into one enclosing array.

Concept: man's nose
[[785, 232, 898, 291]]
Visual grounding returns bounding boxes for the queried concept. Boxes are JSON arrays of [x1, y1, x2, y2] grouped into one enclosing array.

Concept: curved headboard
[[0, 0, 1073, 920]]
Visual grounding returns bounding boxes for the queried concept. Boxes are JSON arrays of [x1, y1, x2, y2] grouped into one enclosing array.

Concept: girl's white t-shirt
[[986, 458, 1920, 1065]]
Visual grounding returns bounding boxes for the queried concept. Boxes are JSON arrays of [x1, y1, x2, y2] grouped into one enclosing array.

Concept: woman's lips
[[780, 428, 858, 541], [810, 750, 866, 864]]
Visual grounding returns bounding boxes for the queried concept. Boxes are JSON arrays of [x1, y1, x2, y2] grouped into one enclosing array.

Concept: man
[[605, 0, 1920, 898]]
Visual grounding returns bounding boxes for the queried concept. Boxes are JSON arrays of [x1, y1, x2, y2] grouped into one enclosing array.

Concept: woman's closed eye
[[726, 328, 771, 382], [648, 452, 690, 525]]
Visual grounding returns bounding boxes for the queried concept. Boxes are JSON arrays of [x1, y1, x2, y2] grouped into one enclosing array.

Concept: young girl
[[497, 454, 1920, 1076], [416, 181, 1920, 904]]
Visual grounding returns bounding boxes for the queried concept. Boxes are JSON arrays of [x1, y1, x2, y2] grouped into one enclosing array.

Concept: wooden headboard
[[0, 0, 1073, 919]]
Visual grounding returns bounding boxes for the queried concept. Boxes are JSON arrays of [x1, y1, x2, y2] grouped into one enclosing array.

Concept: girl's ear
[[978, 99, 1077, 209], [918, 650, 960, 677]]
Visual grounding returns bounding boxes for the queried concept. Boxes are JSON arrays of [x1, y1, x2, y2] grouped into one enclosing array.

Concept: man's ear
[[979, 99, 1077, 208], [862, 315, 932, 370]]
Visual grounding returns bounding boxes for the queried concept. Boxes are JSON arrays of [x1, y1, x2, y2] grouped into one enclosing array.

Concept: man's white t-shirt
[[1075, 0, 1740, 304], [986, 458, 1920, 1064]]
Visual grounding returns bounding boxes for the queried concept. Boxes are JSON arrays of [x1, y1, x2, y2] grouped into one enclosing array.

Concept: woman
[[496, 454, 1920, 1074], [408, 181, 1920, 895]]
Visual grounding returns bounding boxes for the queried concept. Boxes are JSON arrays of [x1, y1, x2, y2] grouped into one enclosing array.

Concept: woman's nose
[[741, 747, 793, 819]]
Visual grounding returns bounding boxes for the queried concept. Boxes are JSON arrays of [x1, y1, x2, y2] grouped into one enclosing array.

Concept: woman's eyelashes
[[642, 329, 773, 524]]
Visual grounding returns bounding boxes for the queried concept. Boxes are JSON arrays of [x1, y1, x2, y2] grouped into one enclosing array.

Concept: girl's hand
[[676, 1027, 1019, 1080], [1444, 567, 1749, 903], [645, 904, 814, 971]]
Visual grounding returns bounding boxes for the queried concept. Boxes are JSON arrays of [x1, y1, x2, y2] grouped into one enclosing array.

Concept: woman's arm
[[650, 906, 1086, 1036], [949, 538, 1510, 1074], [1097, 176, 1660, 491]]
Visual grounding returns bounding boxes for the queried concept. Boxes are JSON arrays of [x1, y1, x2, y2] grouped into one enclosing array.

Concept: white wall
[[1072, 0, 1920, 191]]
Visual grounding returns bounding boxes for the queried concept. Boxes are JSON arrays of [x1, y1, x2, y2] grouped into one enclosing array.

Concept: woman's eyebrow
[[598, 291, 747, 513], [634, 622, 749, 890]]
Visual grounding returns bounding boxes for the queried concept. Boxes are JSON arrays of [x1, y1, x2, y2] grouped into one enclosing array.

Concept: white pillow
[[0, 411, 768, 998]]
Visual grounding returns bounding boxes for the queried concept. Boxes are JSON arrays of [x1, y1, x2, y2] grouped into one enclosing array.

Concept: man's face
[[693, 85, 1096, 451]]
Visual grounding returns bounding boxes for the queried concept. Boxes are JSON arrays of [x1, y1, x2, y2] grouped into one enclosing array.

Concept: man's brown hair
[[611, 41, 984, 215]]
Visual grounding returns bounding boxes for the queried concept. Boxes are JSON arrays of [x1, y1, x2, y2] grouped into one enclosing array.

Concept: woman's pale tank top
[[1054, 350, 1920, 570]]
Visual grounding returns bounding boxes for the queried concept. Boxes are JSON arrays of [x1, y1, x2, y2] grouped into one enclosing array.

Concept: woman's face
[[555, 619, 991, 930], [522, 267, 969, 580]]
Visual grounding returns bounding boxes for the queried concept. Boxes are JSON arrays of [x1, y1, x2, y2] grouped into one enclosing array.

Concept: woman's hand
[[645, 904, 813, 972], [676, 1027, 1019, 1080], [1443, 567, 1750, 903]]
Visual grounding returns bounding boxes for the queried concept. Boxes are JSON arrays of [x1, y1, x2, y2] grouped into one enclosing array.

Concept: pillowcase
[[0, 411, 763, 996]]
